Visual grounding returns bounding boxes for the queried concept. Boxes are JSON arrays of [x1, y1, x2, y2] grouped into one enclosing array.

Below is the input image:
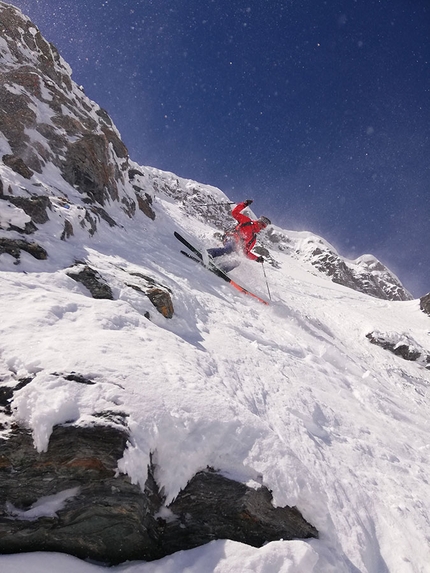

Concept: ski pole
[[197, 202, 236, 207], [261, 261, 272, 302]]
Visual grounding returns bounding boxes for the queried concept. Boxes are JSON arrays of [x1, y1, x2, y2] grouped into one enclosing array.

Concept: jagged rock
[[0, 420, 318, 565], [55, 372, 96, 385], [60, 219, 74, 240], [146, 288, 174, 319], [80, 210, 98, 236], [62, 134, 120, 205], [310, 248, 411, 302], [366, 331, 430, 367], [95, 108, 113, 126], [88, 206, 117, 227], [135, 188, 156, 220], [164, 469, 318, 552], [0, 377, 33, 423], [101, 126, 128, 159], [0, 3, 130, 210], [0, 193, 51, 225], [126, 275, 174, 319], [121, 195, 136, 218], [2, 155, 34, 179], [126, 273, 175, 318], [66, 265, 113, 300], [0, 238, 47, 260], [420, 293, 430, 316], [0, 4, 71, 171], [0, 424, 154, 564]]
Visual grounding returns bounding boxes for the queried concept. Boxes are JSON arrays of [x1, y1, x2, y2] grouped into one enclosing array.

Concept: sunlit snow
[[1, 160, 429, 573]]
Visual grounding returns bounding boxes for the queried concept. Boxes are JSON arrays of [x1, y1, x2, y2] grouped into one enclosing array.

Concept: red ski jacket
[[225, 202, 264, 261]]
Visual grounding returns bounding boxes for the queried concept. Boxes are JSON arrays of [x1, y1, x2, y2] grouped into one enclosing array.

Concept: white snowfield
[[0, 164, 430, 573]]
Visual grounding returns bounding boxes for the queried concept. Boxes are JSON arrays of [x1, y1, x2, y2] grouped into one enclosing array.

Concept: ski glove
[[256, 256, 264, 263], [244, 199, 253, 206]]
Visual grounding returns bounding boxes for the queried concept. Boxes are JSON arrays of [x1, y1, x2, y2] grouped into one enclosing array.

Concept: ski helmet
[[258, 216, 271, 228]]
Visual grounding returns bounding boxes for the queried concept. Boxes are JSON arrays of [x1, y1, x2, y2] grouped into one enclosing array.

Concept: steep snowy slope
[[1, 3, 429, 572], [1, 176, 430, 572]]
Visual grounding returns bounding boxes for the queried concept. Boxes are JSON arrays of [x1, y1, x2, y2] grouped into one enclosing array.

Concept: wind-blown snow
[[1, 3, 428, 569]]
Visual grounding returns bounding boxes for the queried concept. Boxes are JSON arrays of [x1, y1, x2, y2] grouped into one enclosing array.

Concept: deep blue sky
[[10, 0, 430, 296]]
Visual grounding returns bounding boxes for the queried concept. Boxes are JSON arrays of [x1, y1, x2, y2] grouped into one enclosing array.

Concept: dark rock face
[[0, 238, 47, 260], [146, 288, 174, 319], [2, 155, 34, 179], [0, 425, 156, 564], [135, 190, 156, 220], [0, 421, 317, 565], [0, 192, 51, 225], [0, 4, 73, 172], [420, 293, 430, 316], [60, 219, 74, 240], [66, 265, 114, 300], [0, 3, 133, 217], [164, 470, 318, 553], [62, 134, 121, 206]]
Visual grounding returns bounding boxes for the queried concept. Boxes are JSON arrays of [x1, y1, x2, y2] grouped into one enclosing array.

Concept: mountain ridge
[[0, 2, 412, 302]]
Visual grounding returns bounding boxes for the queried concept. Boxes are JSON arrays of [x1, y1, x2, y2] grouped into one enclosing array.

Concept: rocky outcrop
[[2, 155, 34, 179], [66, 264, 174, 318], [0, 190, 51, 225], [0, 3, 131, 213], [0, 238, 47, 260], [66, 264, 114, 300], [305, 246, 411, 302], [62, 134, 121, 206], [0, 3, 72, 173], [135, 190, 156, 220], [164, 470, 317, 553], [0, 405, 317, 565], [366, 331, 430, 368], [420, 293, 430, 316], [260, 229, 412, 302], [145, 288, 174, 319], [0, 424, 152, 564], [0, 2, 161, 266]]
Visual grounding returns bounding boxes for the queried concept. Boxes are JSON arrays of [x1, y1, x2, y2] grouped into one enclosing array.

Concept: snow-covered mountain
[[1, 3, 429, 573]]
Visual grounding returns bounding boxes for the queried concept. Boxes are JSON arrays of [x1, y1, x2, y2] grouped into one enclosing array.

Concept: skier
[[207, 200, 271, 268]]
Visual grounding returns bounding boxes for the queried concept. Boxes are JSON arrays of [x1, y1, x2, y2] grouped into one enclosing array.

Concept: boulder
[[66, 265, 113, 300], [0, 416, 317, 565]]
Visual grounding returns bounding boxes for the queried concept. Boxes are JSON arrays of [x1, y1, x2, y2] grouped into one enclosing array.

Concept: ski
[[180, 250, 202, 264], [174, 232, 269, 305], [174, 231, 203, 260], [175, 232, 231, 281]]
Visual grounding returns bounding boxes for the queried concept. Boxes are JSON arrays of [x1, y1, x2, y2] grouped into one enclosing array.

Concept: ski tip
[[229, 280, 270, 305]]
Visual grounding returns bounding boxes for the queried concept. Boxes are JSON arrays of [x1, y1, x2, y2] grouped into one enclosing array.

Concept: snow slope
[[1, 166, 430, 572]]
